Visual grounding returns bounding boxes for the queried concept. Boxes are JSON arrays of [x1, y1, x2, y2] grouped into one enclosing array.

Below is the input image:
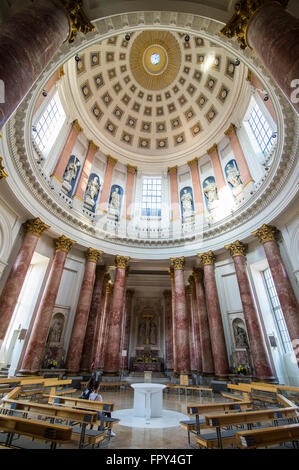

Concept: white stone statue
[[181, 189, 193, 217], [63, 159, 80, 184], [85, 176, 100, 203], [226, 162, 242, 188], [204, 180, 218, 205], [109, 187, 120, 214]]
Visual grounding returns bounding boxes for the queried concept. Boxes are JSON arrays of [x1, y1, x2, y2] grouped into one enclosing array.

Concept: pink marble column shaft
[[198, 252, 229, 377], [163, 290, 174, 371], [168, 167, 180, 222], [66, 249, 102, 373], [51, 120, 82, 182], [190, 281, 202, 373], [225, 124, 253, 187], [0, 1, 69, 129], [207, 145, 226, 191], [187, 159, 204, 214], [186, 286, 198, 372], [103, 256, 129, 374], [20, 236, 75, 373], [171, 258, 190, 374], [74, 141, 99, 201], [264, 240, 299, 364], [0, 218, 50, 347], [121, 289, 134, 370], [124, 166, 137, 220], [94, 281, 113, 370], [80, 265, 106, 371], [230, 250, 274, 378], [98, 156, 117, 214], [247, 3, 299, 114], [169, 268, 178, 372]]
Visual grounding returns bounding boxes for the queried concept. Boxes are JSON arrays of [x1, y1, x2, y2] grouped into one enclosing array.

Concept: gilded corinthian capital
[[115, 255, 130, 269], [252, 224, 278, 243], [25, 218, 50, 237], [85, 247, 103, 263], [55, 235, 76, 253], [225, 240, 247, 257], [57, 0, 95, 44], [220, 0, 289, 50], [197, 251, 216, 265], [170, 256, 185, 270]]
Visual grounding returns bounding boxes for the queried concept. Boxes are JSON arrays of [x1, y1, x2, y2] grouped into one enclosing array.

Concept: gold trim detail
[[206, 143, 218, 155], [115, 255, 130, 269], [58, 66, 65, 78], [168, 267, 174, 280], [72, 119, 83, 133], [224, 123, 236, 136], [187, 157, 199, 168], [103, 272, 111, 285], [127, 164, 137, 174], [220, 0, 289, 50], [197, 251, 216, 265], [57, 0, 95, 44], [129, 31, 181, 91], [107, 155, 118, 166], [89, 140, 99, 152], [55, 235, 76, 253], [85, 247, 103, 263], [106, 282, 114, 293], [170, 256, 185, 270], [252, 224, 278, 243], [0, 157, 8, 179], [246, 70, 252, 82], [225, 240, 247, 257], [168, 165, 178, 175], [25, 218, 50, 237]]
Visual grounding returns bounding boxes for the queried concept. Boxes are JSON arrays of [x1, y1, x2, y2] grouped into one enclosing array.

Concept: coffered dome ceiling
[[65, 30, 248, 163]]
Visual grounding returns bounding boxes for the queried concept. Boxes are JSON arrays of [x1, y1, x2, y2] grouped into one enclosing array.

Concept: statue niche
[[231, 318, 252, 375], [42, 311, 67, 369]]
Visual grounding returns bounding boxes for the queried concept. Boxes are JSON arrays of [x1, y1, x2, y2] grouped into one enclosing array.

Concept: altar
[[130, 349, 163, 372]]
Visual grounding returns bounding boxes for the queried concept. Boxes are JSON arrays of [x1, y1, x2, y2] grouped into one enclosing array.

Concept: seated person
[[88, 382, 115, 437]]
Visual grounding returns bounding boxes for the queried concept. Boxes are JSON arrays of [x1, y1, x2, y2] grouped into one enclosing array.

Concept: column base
[[66, 371, 82, 376], [102, 371, 120, 377], [214, 374, 229, 381], [17, 369, 40, 376]]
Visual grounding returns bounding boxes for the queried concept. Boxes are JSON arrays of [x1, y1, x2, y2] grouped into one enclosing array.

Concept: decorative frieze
[[225, 240, 247, 257], [252, 224, 278, 243], [25, 218, 50, 237]]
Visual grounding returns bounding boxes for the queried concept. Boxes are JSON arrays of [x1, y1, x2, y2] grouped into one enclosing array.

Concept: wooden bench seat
[[236, 423, 299, 449], [196, 429, 237, 449], [0, 414, 72, 449], [71, 427, 108, 448]]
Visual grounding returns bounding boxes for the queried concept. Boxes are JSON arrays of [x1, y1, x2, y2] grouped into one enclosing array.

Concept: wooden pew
[[198, 406, 298, 449], [180, 400, 252, 447], [0, 414, 72, 449], [0, 397, 99, 448], [99, 382, 127, 390], [235, 423, 299, 449], [42, 379, 76, 397], [47, 394, 119, 442]]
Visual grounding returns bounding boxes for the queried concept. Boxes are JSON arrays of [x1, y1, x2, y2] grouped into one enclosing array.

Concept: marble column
[[0, 218, 50, 348], [221, 0, 299, 114], [168, 166, 181, 223], [80, 265, 106, 372], [163, 290, 173, 371], [124, 165, 137, 221], [94, 278, 113, 370], [168, 267, 177, 373], [188, 276, 202, 373], [51, 119, 83, 183], [186, 284, 198, 372], [206, 144, 227, 193], [97, 156, 117, 214], [225, 240, 275, 379], [187, 158, 204, 215], [20, 235, 76, 373], [192, 268, 214, 375], [103, 255, 130, 375], [197, 251, 230, 377], [224, 123, 254, 188], [170, 257, 190, 375], [74, 140, 99, 202], [121, 289, 134, 370], [66, 248, 102, 374], [252, 224, 299, 366], [0, 0, 94, 129]]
